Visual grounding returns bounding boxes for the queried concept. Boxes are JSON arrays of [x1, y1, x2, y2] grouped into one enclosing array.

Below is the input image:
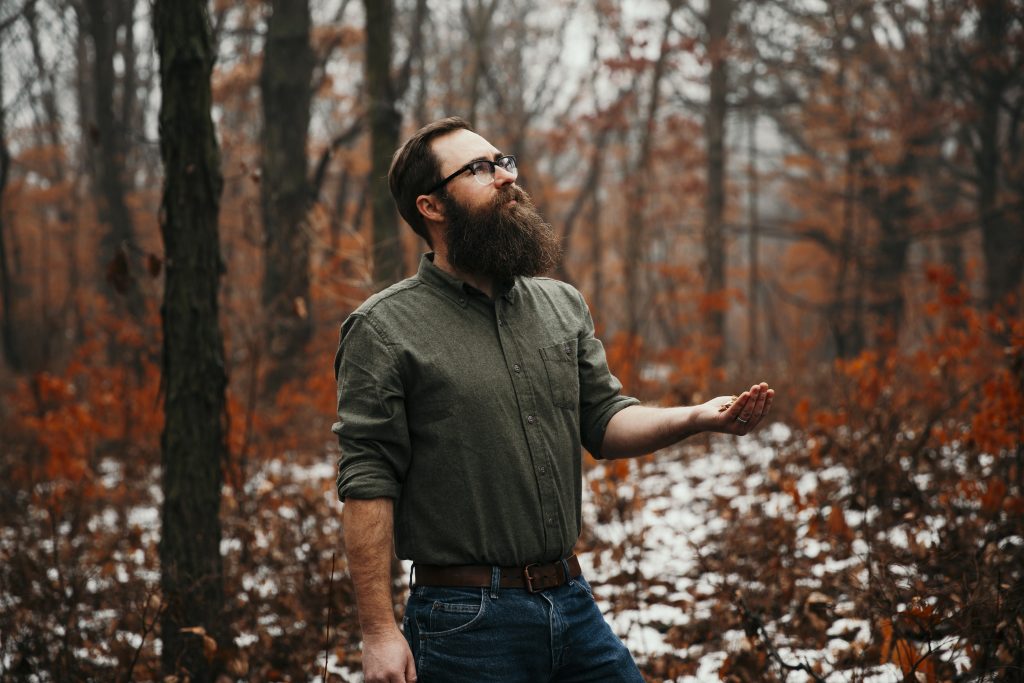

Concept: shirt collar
[[417, 253, 518, 306]]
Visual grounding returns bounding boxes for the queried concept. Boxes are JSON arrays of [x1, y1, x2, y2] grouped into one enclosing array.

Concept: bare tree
[[364, 0, 404, 287], [153, 0, 227, 678], [0, 20, 20, 371], [703, 0, 734, 366], [623, 0, 681, 382], [958, 0, 1024, 310], [77, 0, 142, 315], [260, 0, 314, 395]]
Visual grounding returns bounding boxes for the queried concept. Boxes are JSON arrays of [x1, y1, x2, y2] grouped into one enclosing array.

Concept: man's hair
[[388, 116, 473, 247]]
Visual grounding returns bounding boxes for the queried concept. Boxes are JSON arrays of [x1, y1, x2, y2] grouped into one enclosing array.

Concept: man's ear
[[415, 194, 445, 224]]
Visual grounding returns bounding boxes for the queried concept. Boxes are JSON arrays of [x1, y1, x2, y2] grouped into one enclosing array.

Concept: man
[[333, 117, 774, 683]]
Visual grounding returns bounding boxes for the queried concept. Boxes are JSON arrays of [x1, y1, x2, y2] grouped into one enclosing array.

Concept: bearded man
[[333, 117, 774, 683]]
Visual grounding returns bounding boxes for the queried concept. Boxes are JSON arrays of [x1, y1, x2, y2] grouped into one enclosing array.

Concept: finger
[[736, 385, 761, 423], [751, 384, 770, 417], [748, 389, 774, 430], [406, 651, 418, 682], [726, 391, 751, 422]]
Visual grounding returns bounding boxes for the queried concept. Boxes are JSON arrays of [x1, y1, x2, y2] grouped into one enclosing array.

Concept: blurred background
[[0, 0, 1021, 680]]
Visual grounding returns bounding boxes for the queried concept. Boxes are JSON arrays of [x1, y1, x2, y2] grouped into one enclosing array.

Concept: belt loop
[[489, 565, 501, 599], [409, 562, 416, 589], [560, 557, 571, 585]]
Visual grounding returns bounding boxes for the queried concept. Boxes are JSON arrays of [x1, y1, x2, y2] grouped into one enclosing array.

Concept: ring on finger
[[736, 416, 750, 423]]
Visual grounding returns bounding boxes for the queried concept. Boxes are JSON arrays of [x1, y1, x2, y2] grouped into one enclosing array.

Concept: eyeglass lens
[[469, 156, 517, 186]]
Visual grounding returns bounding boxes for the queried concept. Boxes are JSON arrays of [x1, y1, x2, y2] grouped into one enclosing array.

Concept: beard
[[442, 184, 562, 283]]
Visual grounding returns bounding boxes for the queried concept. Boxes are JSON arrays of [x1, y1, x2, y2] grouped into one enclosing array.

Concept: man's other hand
[[362, 628, 417, 683]]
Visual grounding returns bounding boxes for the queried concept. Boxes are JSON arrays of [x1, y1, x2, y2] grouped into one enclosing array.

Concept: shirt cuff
[[336, 459, 402, 501], [584, 395, 641, 459]]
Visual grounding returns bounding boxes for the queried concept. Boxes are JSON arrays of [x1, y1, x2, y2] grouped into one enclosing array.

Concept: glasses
[[425, 155, 518, 195]]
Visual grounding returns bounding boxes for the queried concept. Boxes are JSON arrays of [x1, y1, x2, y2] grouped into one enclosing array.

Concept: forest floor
[[0, 420, 991, 681]]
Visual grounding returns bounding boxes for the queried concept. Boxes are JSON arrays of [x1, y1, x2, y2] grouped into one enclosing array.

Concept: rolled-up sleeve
[[332, 314, 410, 501], [574, 291, 639, 458]]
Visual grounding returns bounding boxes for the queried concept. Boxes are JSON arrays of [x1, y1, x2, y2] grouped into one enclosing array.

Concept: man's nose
[[493, 165, 516, 187]]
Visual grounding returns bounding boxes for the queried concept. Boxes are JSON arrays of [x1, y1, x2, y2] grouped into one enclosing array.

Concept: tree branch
[[310, 117, 365, 199]]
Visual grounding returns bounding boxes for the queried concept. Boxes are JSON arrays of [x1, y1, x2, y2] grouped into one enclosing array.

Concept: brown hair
[[388, 116, 473, 247]]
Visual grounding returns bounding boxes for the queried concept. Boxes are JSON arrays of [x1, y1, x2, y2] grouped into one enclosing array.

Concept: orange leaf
[[879, 618, 894, 662], [828, 505, 853, 543], [891, 638, 918, 675]]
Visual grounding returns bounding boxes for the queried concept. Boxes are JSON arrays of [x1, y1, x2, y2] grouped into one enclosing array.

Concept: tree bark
[[260, 0, 314, 396], [745, 109, 760, 363], [364, 0, 404, 287], [461, 0, 498, 129], [975, 0, 1023, 309], [153, 0, 227, 679], [703, 0, 733, 367], [0, 35, 21, 372], [80, 0, 142, 315]]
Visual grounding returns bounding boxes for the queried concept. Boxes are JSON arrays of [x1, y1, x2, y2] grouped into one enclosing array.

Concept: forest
[[0, 0, 1021, 680]]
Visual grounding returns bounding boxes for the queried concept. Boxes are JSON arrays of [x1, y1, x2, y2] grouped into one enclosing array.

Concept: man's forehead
[[431, 129, 499, 173]]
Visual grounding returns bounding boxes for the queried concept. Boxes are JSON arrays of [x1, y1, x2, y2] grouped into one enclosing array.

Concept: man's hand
[[695, 382, 774, 435], [343, 499, 416, 682], [362, 627, 417, 683], [602, 382, 776, 458]]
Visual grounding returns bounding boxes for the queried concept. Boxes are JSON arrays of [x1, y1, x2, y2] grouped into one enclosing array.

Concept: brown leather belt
[[414, 554, 582, 594]]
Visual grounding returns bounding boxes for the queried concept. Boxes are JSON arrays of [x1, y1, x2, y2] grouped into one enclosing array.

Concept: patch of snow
[[98, 458, 122, 488], [767, 422, 792, 444], [116, 630, 144, 649], [128, 506, 158, 530], [235, 632, 258, 647], [998, 535, 1023, 549], [87, 507, 119, 533], [221, 537, 242, 554]]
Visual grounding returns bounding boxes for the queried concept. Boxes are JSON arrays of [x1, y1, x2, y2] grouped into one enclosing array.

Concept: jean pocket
[[410, 587, 487, 638], [570, 575, 596, 600], [539, 338, 580, 410]]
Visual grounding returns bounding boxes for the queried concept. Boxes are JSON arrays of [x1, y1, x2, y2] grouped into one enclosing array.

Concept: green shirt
[[333, 254, 638, 566]]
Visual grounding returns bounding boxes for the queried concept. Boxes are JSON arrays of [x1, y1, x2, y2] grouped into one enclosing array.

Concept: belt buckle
[[522, 563, 541, 593]]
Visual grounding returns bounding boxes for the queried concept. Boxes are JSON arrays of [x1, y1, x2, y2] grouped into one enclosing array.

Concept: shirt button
[[547, 516, 555, 524], [527, 414, 536, 424], [498, 318, 504, 326], [563, 343, 572, 355], [458, 297, 466, 305], [513, 364, 522, 373], [539, 466, 546, 474]]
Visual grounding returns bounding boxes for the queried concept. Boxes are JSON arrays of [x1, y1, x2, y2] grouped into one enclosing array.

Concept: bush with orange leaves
[[777, 266, 1023, 681]]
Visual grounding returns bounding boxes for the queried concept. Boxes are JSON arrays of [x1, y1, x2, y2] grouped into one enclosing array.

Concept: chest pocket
[[539, 338, 580, 410]]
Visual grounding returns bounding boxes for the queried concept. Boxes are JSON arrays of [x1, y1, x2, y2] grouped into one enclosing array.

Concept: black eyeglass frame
[[424, 154, 517, 195]]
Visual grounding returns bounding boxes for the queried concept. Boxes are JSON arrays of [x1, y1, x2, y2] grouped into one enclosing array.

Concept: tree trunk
[[80, 0, 142, 316], [829, 48, 865, 360], [746, 109, 759, 364], [703, 0, 733, 367], [153, 0, 227, 679], [461, 0, 498, 129], [364, 0, 404, 287], [975, 0, 1023, 309], [0, 37, 21, 372], [260, 0, 314, 396], [623, 0, 679, 380]]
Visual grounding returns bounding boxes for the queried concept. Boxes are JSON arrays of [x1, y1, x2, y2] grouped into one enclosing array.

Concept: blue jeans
[[402, 567, 644, 682]]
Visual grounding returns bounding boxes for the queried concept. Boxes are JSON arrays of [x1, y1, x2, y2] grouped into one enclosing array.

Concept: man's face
[[429, 130, 561, 282]]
